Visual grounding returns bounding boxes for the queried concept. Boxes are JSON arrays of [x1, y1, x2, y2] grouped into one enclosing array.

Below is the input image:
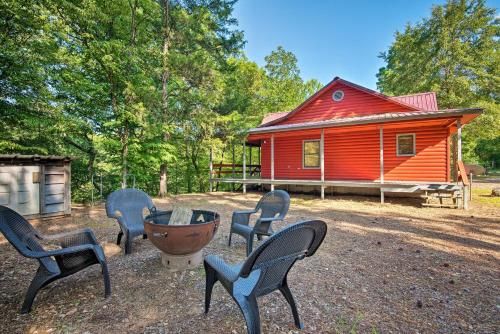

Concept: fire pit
[[144, 209, 220, 271]]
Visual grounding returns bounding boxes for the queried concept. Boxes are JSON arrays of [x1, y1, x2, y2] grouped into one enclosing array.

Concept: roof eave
[[248, 108, 483, 135]]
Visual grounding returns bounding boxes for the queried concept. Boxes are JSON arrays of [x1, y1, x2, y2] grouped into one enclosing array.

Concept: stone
[[491, 187, 500, 197]]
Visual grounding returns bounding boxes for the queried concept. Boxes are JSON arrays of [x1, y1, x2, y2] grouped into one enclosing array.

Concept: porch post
[[249, 146, 252, 173], [271, 134, 275, 191], [209, 147, 213, 192], [320, 129, 325, 200], [457, 119, 462, 161], [379, 126, 385, 204], [242, 141, 247, 194]]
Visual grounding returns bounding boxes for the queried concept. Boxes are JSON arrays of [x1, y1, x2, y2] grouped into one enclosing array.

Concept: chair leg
[[234, 294, 261, 334], [204, 261, 218, 313], [246, 233, 254, 256], [101, 262, 111, 298], [279, 280, 303, 329], [124, 232, 132, 255], [116, 231, 123, 245], [21, 268, 56, 314], [228, 231, 233, 247]]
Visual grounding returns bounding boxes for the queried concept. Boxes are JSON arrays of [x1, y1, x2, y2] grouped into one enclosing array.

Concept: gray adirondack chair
[[228, 190, 290, 255], [105, 188, 155, 254], [0, 205, 111, 313], [205, 220, 327, 334]]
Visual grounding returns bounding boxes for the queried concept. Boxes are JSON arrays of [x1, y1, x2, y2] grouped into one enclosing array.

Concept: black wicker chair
[[105, 188, 155, 254], [0, 205, 111, 314], [228, 190, 290, 256], [205, 220, 327, 334]]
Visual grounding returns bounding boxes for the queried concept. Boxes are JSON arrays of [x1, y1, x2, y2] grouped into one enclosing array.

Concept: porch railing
[[210, 163, 261, 179]]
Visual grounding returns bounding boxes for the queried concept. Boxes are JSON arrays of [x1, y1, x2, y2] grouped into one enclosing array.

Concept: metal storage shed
[[0, 155, 71, 218]]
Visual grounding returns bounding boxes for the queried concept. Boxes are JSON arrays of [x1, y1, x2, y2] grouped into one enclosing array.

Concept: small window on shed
[[303, 140, 320, 168], [397, 134, 416, 156]]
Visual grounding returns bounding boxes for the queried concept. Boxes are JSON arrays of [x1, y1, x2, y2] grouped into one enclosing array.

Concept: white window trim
[[332, 90, 344, 102], [396, 133, 416, 157], [302, 139, 321, 169]]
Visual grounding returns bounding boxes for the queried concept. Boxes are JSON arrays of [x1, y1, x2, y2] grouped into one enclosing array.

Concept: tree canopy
[[0, 0, 318, 201], [377, 0, 499, 166]]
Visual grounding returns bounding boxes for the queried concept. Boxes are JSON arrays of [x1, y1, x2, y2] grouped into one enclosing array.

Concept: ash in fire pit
[[144, 209, 219, 271]]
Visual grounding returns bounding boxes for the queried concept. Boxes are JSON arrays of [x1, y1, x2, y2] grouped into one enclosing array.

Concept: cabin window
[[332, 90, 344, 102], [303, 140, 320, 168], [397, 134, 416, 156]]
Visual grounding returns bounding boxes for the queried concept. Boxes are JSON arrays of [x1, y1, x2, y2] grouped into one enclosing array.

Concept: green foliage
[[262, 46, 322, 113], [377, 0, 499, 165], [0, 0, 319, 202]]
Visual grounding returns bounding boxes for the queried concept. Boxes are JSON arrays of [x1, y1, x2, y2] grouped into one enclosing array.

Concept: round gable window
[[332, 90, 344, 102]]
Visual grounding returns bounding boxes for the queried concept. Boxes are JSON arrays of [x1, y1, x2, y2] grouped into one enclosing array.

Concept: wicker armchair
[[105, 188, 155, 254], [205, 220, 327, 334], [0, 205, 111, 313], [228, 190, 290, 255]]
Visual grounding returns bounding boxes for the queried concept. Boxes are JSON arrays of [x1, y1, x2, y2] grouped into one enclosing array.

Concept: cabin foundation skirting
[[209, 177, 467, 208]]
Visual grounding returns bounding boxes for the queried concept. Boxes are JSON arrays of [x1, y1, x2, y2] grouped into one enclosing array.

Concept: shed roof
[[0, 155, 72, 163]]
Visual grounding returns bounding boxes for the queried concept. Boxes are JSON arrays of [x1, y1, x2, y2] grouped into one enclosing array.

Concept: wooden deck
[[209, 177, 464, 207]]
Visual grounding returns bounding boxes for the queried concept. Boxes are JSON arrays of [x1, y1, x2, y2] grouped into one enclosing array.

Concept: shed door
[[0, 166, 41, 215], [42, 166, 67, 214]]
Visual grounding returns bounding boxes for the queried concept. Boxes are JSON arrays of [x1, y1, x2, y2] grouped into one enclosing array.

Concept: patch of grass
[[332, 313, 363, 334], [472, 187, 500, 207]]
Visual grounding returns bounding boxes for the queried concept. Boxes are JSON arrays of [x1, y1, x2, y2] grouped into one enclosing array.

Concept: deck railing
[[210, 163, 261, 179]]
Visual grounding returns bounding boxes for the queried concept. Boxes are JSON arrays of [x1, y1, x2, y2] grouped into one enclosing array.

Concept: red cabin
[[211, 77, 482, 208]]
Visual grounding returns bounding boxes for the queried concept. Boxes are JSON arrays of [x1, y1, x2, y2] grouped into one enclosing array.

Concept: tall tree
[[262, 46, 322, 114], [377, 0, 499, 164]]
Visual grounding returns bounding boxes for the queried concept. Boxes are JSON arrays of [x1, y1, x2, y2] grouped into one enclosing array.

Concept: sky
[[233, 0, 499, 90]]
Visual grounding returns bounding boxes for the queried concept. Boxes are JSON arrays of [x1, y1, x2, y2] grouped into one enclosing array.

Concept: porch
[[208, 118, 472, 209]]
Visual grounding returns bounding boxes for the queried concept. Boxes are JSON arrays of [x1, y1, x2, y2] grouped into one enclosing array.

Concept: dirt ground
[[0, 182, 498, 334]]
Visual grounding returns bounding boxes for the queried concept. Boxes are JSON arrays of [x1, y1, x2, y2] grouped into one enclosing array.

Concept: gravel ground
[[0, 183, 498, 334]]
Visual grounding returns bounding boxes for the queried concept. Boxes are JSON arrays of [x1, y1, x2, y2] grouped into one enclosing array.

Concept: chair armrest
[[205, 255, 241, 283], [258, 217, 283, 223], [41, 228, 99, 247], [42, 228, 97, 242], [231, 210, 258, 227], [253, 217, 283, 235], [233, 210, 258, 215], [28, 244, 97, 259]]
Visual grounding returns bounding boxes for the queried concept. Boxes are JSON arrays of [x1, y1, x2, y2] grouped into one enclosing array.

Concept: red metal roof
[[249, 108, 482, 134], [392, 92, 438, 111], [260, 111, 289, 126]]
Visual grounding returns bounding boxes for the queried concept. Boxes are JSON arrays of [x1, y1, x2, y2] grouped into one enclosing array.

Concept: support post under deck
[[380, 126, 385, 204], [320, 129, 325, 200], [271, 134, 275, 191]]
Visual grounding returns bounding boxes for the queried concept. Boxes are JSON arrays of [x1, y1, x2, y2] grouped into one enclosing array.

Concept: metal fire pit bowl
[[144, 210, 220, 271]]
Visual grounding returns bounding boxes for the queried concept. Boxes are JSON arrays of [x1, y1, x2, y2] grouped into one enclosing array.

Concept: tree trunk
[[159, 163, 168, 197], [159, 0, 170, 197], [121, 125, 129, 189]]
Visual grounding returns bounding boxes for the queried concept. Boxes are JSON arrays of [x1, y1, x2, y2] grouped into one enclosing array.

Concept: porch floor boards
[[209, 177, 457, 190]]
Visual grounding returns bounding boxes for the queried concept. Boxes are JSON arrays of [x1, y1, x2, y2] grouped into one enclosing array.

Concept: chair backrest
[[105, 188, 154, 227], [239, 220, 327, 296], [0, 206, 59, 271], [0, 205, 42, 256], [256, 190, 290, 221]]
